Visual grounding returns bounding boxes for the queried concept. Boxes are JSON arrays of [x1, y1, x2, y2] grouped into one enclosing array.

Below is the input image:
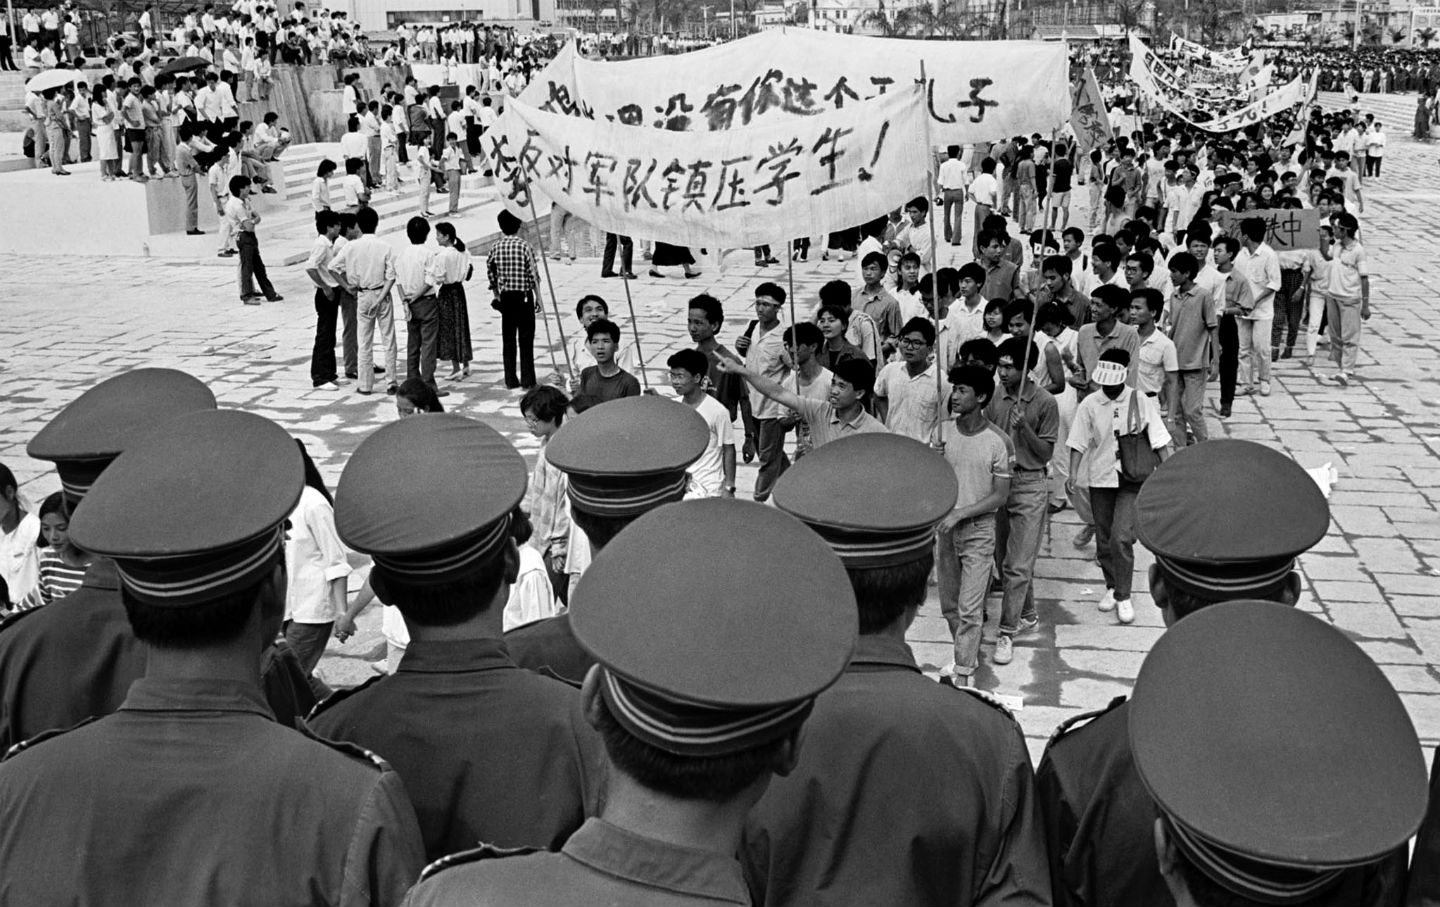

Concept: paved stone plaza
[[2, 93, 1437, 764]]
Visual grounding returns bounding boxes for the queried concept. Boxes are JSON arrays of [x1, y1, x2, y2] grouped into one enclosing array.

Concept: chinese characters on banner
[[485, 87, 931, 248], [1216, 209, 1321, 251], [1070, 67, 1112, 156], [1168, 33, 1251, 72], [518, 30, 1068, 144]]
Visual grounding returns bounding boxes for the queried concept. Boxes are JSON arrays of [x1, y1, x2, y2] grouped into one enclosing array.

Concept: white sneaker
[[1097, 590, 1116, 612], [1116, 597, 1135, 624], [993, 635, 1014, 665], [939, 660, 957, 678], [1259, 380, 1272, 396], [319, 381, 341, 390]]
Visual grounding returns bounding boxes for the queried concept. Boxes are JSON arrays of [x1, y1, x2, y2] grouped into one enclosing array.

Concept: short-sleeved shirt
[[940, 419, 1013, 512], [1235, 242, 1282, 319], [792, 397, 887, 450], [1067, 387, 1173, 488], [1135, 329, 1179, 395], [1074, 321, 1140, 393], [1165, 284, 1214, 371], [981, 260, 1021, 303], [874, 360, 942, 443], [683, 394, 734, 497], [744, 321, 789, 420], [984, 384, 1060, 472], [1327, 240, 1367, 299], [853, 286, 902, 340], [578, 366, 641, 403]]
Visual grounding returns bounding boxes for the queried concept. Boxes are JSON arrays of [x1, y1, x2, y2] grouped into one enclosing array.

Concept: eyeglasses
[[898, 337, 928, 348]]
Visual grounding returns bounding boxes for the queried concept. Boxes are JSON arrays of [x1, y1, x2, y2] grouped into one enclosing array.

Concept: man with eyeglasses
[[732, 283, 791, 502], [985, 336, 1059, 667], [874, 318, 943, 444]]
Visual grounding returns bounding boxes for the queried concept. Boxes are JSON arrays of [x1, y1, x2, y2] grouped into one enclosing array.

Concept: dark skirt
[[437, 282, 473, 363], [652, 242, 694, 267]]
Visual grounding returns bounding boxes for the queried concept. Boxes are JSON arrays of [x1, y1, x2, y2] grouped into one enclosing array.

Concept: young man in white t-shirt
[[668, 349, 737, 499]]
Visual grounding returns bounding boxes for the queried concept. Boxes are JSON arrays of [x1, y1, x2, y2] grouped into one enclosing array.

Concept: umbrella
[[158, 56, 211, 77], [25, 69, 81, 94]]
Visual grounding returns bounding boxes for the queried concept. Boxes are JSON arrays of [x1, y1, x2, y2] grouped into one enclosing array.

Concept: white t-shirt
[[283, 486, 352, 623], [0, 511, 41, 611], [684, 394, 734, 498], [341, 173, 366, 207]]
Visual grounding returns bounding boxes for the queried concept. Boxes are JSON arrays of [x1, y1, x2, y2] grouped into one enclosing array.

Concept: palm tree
[[1421, 26, 1439, 48], [1389, 26, 1407, 44]]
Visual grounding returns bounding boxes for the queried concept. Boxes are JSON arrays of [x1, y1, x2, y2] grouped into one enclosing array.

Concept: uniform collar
[[396, 636, 515, 674], [846, 633, 922, 673], [81, 556, 121, 591], [120, 676, 275, 719], [562, 818, 750, 904]]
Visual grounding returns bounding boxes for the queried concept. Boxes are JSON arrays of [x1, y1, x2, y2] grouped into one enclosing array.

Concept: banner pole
[[519, 173, 575, 386], [533, 279, 564, 381], [785, 252, 801, 397], [618, 270, 652, 393], [921, 60, 944, 450]]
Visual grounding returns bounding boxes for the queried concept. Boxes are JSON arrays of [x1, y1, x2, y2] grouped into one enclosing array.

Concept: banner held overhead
[[485, 88, 932, 249], [518, 30, 1069, 145]]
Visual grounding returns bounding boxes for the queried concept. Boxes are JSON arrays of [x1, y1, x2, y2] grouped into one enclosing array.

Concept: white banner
[[1132, 49, 1313, 133], [411, 63, 491, 93], [517, 30, 1068, 144], [484, 88, 931, 248], [1168, 33, 1251, 72], [1070, 67, 1112, 156]]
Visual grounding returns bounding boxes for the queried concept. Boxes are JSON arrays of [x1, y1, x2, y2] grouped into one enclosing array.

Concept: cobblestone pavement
[[2, 92, 1437, 763]]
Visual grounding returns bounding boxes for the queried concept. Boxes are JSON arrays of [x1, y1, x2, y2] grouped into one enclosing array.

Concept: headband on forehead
[[114, 527, 285, 608], [599, 669, 814, 758], [1164, 816, 1344, 906]]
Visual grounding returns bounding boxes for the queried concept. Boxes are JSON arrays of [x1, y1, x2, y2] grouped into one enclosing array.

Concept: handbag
[[1115, 392, 1161, 484]]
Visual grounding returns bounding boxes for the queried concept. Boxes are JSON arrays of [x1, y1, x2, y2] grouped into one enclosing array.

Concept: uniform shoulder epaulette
[[948, 683, 1019, 722], [0, 605, 45, 636], [532, 664, 583, 689], [1046, 695, 1128, 749], [305, 672, 386, 723], [298, 720, 393, 773], [2, 715, 99, 763], [418, 842, 541, 883]]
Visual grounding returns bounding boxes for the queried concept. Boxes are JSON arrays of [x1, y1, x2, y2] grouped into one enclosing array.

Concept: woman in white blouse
[[282, 442, 351, 692]]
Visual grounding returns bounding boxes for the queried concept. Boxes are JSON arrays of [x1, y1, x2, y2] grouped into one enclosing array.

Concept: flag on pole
[[1070, 67, 1113, 156]]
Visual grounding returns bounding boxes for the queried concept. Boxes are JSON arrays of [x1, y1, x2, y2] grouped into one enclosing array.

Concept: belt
[[359, 285, 387, 292], [1013, 466, 1047, 474], [1145, 391, 1158, 398]]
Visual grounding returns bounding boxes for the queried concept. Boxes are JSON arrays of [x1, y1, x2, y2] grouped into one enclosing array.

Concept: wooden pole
[[922, 59, 945, 449], [519, 172, 575, 386], [618, 270, 651, 392], [785, 253, 801, 396]]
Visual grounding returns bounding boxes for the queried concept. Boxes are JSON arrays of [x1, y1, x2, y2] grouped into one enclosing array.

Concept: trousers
[[1176, 369, 1209, 444], [1272, 270, 1307, 351], [180, 173, 199, 231], [937, 512, 996, 677], [1236, 315, 1273, 387], [236, 232, 276, 300], [312, 286, 340, 386], [1326, 295, 1363, 373], [406, 295, 440, 388], [1090, 482, 1141, 600], [602, 233, 633, 274], [357, 288, 398, 392], [942, 188, 965, 244], [996, 471, 1046, 635], [499, 290, 537, 386], [752, 417, 791, 501], [1218, 313, 1239, 407], [339, 290, 358, 375]]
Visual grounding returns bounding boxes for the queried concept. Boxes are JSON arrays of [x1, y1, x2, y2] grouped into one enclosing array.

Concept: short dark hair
[[1092, 243, 1121, 268], [314, 209, 338, 233], [1042, 254, 1072, 278], [1062, 226, 1084, 244], [1168, 251, 1199, 279], [755, 282, 786, 304], [832, 359, 875, 400], [957, 262, 986, 286], [687, 294, 722, 325], [1003, 299, 1033, 327], [1126, 253, 1155, 276], [959, 338, 999, 369], [1090, 285, 1130, 314], [819, 280, 852, 309], [946, 364, 995, 406], [783, 321, 824, 349], [575, 294, 609, 319], [123, 572, 275, 647], [1213, 235, 1242, 256], [816, 304, 850, 328], [1132, 287, 1165, 316], [860, 251, 887, 272], [1099, 347, 1131, 368], [666, 348, 709, 377], [396, 378, 444, 413], [997, 335, 1039, 372], [849, 555, 933, 634], [357, 206, 379, 233], [898, 317, 935, 346], [497, 210, 522, 234], [520, 385, 568, 424], [1239, 217, 1268, 242], [405, 215, 430, 244], [1036, 301, 1073, 329], [592, 690, 788, 802], [977, 228, 1005, 250], [586, 318, 621, 343], [905, 195, 929, 214]]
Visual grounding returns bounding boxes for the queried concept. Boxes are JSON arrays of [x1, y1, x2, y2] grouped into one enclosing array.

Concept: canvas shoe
[[1116, 597, 1135, 624], [1097, 589, 1116, 612], [993, 635, 1014, 665]]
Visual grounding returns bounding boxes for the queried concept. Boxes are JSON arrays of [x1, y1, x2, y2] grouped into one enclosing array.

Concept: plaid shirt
[[486, 235, 538, 295], [523, 447, 569, 559]]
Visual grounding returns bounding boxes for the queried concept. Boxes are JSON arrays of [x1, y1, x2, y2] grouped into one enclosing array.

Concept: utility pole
[[1352, 0, 1361, 50], [730, 0, 736, 36]]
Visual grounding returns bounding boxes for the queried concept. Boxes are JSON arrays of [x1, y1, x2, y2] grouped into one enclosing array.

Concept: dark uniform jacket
[[0, 677, 426, 907], [503, 613, 594, 686], [308, 636, 602, 861], [402, 818, 751, 907], [1404, 747, 1440, 906], [1037, 696, 1409, 907], [742, 634, 1051, 907], [0, 559, 316, 752]]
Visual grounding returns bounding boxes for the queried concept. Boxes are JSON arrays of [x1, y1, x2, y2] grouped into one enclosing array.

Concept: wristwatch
[[723, 485, 737, 493]]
